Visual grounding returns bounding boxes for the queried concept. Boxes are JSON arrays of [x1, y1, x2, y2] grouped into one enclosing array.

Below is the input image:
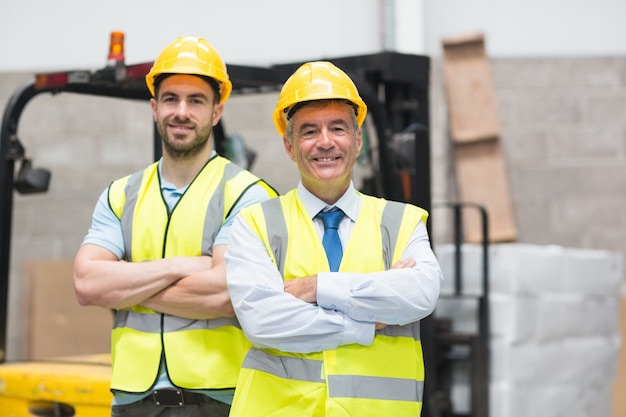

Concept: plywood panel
[[442, 32, 518, 243], [442, 32, 501, 144], [455, 140, 518, 243]]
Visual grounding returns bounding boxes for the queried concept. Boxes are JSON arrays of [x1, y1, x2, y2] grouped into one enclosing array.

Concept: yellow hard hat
[[273, 61, 367, 137], [145, 36, 232, 103]]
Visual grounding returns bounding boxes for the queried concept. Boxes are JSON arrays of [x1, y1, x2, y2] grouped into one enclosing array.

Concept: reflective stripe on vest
[[232, 190, 428, 416], [244, 347, 424, 402], [120, 169, 141, 261], [328, 375, 423, 402], [107, 155, 276, 393], [114, 310, 241, 332], [243, 348, 325, 383]]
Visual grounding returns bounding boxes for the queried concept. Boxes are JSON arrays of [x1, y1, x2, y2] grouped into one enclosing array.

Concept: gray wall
[[429, 57, 626, 252], [3, 54, 625, 358]]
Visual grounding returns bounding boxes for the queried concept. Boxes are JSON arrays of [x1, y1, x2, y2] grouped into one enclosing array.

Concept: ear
[[355, 128, 363, 155], [212, 103, 224, 126], [150, 98, 157, 121], [283, 136, 296, 162]]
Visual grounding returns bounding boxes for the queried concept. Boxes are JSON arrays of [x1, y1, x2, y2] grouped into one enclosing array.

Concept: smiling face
[[284, 100, 362, 204], [150, 74, 223, 161]]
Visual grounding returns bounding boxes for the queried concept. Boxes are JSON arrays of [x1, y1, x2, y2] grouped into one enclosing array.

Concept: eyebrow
[[160, 91, 210, 101], [297, 122, 317, 131], [299, 118, 350, 129]]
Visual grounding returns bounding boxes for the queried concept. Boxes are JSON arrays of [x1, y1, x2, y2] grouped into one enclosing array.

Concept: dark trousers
[[111, 392, 231, 417]]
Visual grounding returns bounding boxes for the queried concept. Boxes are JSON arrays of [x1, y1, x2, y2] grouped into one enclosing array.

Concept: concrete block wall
[[1, 55, 626, 359], [430, 57, 626, 262]]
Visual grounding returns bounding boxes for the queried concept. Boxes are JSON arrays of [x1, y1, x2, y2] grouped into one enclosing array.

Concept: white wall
[[423, 0, 626, 57], [0, 0, 384, 72], [2, 0, 625, 73]]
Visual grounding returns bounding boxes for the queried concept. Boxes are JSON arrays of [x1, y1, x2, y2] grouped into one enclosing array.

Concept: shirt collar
[[158, 151, 217, 193], [296, 181, 360, 223]]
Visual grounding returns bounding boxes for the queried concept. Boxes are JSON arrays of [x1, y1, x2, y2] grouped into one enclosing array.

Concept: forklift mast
[[0, 34, 450, 416]]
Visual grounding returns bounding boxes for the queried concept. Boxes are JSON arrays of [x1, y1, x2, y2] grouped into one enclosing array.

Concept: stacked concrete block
[[434, 243, 622, 417]]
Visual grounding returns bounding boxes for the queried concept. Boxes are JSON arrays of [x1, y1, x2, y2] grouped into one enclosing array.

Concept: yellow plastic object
[[0, 354, 112, 416], [145, 36, 232, 103], [273, 61, 367, 137]]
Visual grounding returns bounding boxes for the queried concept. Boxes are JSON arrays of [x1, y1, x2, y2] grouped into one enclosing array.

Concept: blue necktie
[[318, 208, 344, 272]]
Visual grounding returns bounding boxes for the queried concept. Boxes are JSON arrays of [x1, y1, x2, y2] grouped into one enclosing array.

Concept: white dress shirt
[[226, 181, 443, 354]]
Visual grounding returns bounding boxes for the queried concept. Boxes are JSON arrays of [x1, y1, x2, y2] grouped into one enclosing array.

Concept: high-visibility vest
[[231, 190, 428, 417], [107, 155, 277, 393]]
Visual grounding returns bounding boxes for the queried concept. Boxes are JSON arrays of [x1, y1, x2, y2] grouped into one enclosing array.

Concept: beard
[[157, 117, 213, 160]]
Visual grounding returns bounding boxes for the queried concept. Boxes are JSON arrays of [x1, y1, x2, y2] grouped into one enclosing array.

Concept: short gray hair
[[284, 99, 359, 142]]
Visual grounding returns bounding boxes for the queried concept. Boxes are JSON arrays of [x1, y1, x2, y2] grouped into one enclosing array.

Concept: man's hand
[[140, 246, 231, 319], [391, 258, 416, 269], [284, 276, 317, 303]]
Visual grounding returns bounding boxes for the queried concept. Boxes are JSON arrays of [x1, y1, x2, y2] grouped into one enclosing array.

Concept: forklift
[[0, 33, 488, 416]]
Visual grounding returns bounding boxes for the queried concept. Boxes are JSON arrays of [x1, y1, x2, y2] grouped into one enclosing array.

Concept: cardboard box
[[22, 260, 112, 359]]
